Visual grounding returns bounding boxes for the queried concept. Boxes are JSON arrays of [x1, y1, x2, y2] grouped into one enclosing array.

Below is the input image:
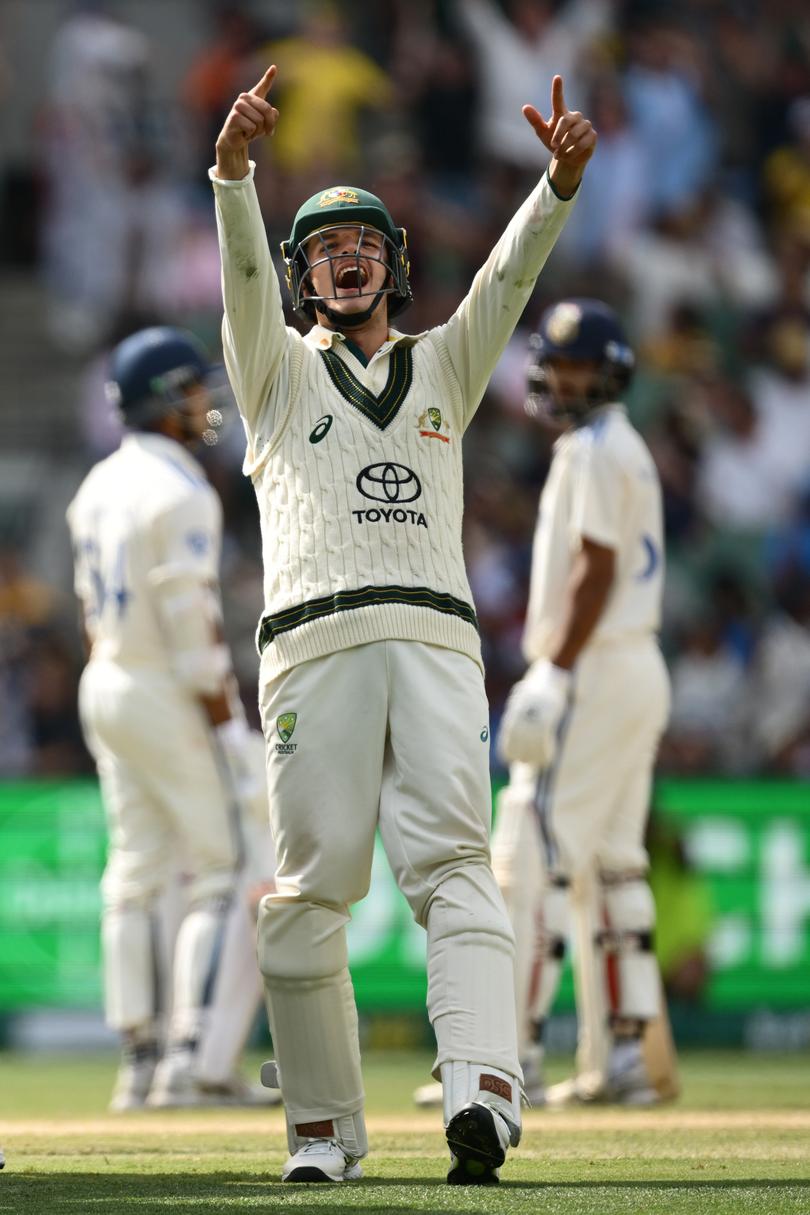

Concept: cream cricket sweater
[[211, 164, 575, 679]]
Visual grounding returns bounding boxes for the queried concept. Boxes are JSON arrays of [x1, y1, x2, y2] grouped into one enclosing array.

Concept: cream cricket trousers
[[257, 639, 520, 1128], [79, 660, 240, 1035]]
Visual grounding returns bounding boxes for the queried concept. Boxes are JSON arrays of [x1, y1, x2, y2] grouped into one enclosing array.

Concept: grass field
[[1, 1049, 809, 1214]]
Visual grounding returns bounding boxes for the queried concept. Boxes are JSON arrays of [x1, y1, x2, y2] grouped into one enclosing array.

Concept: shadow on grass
[[2, 1172, 810, 1214]]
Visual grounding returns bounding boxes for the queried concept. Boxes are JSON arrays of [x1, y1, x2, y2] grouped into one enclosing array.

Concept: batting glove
[[497, 660, 572, 769]]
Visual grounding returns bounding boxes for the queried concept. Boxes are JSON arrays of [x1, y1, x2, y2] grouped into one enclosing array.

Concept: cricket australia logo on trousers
[[353, 462, 427, 528], [276, 712, 298, 755]]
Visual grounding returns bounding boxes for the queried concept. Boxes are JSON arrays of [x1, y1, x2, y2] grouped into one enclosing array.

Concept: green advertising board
[[0, 779, 808, 1016]]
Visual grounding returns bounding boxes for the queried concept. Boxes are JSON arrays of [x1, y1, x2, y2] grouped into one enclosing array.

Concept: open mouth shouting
[[334, 264, 369, 293]]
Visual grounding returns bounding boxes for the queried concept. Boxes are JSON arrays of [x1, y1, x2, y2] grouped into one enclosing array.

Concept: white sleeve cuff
[[208, 160, 256, 186]]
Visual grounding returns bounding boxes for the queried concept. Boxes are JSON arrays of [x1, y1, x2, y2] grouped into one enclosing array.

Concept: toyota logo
[[356, 462, 422, 503]]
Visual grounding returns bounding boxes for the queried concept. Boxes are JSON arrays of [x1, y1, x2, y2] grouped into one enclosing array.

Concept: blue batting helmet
[[527, 299, 635, 422], [106, 327, 215, 428]]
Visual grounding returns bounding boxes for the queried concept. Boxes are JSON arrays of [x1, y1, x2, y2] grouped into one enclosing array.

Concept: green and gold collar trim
[[319, 344, 413, 431]]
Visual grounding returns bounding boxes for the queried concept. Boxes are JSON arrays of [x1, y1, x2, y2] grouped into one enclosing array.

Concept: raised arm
[[438, 76, 596, 425], [211, 66, 289, 442], [215, 65, 279, 181]]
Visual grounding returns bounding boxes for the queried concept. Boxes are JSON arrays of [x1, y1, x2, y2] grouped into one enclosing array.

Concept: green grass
[[1, 1050, 809, 1214]]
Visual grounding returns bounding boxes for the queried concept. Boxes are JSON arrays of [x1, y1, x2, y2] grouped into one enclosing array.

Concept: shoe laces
[[298, 1138, 343, 1157]]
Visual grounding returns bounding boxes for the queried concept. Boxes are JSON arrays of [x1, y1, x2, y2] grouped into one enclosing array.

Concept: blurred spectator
[[455, 0, 610, 187], [181, 4, 263, 178], [556, 76, 649, 268], [264, 1, 394, 191], [40, 7, 152, 349], [0, 545, 85, 776], [25, 632, 89, 776], [746, 312, 810, 503], [622, 21, 717, 220], [395, 14, 479, 201], [0, 545, 59, 632], [766, 480, 810, 582], [763, 95, 810, 235], [661, 613, 749, 774], [746, 564, 810, 776], [646, 396, 704, 543], [695, 377, 795, 529], [613, 189, 775, 341]]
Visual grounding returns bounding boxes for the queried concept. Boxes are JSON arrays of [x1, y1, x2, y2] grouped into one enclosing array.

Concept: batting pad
[[257, 899, 366, 1153], [602, 876, 660, 1021], [196, 813, 272, 1085], [102, 904, 159, 1032], [426, 867, 521, 1080], [491, 776, 545, 1058], [169, 896, 230, 1042], [195, 890, 262, 1084], [529, 881, 570, 1025]]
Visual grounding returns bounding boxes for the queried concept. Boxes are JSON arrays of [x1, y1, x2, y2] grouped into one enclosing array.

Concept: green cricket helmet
[[281, 185, 412, 325]]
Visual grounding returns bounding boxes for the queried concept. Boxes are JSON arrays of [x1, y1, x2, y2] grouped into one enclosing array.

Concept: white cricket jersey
[[523, 405, 664, 662], [66, 433, 222, 668], [211, 163, 576, 677]]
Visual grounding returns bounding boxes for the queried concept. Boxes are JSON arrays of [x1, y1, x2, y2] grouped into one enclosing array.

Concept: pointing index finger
[[251, 65, 277, 100], [551, 74, 566, 117]]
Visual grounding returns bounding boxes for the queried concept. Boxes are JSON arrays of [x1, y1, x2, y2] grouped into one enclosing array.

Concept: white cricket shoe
[[146, 1051, 198, 1108], [604, 1039, 660, 1106], [545, 1042, 660, 1108], [413, 1079, 443, 1108], [109, 1055, 158, 1112], [282, 1139, 363, 1183], [544, 1073, 598, 1107], [147, 1053, 282, 1108], [196, 1074, 283, 1107]]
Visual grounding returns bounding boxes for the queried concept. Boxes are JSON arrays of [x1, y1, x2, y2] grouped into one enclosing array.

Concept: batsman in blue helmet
[[493, 298, 673, 1108], [526, 298, 636, 424], [68, 325, 281, 1113], [106, 325, 224, 439], [211, 63, 597, 1185]]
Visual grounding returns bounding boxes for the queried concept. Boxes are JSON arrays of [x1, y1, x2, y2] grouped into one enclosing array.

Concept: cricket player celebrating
[[494, 300, 671, 1105], [68, 326, 275, 1111], [211, 65, 594, 1184]]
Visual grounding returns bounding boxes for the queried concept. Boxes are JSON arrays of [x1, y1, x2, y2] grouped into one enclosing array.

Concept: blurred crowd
[[1, 0, 810, 779]]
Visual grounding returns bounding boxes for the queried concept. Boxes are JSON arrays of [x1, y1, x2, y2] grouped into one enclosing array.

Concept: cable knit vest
[[248, 329, 482, 678]]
